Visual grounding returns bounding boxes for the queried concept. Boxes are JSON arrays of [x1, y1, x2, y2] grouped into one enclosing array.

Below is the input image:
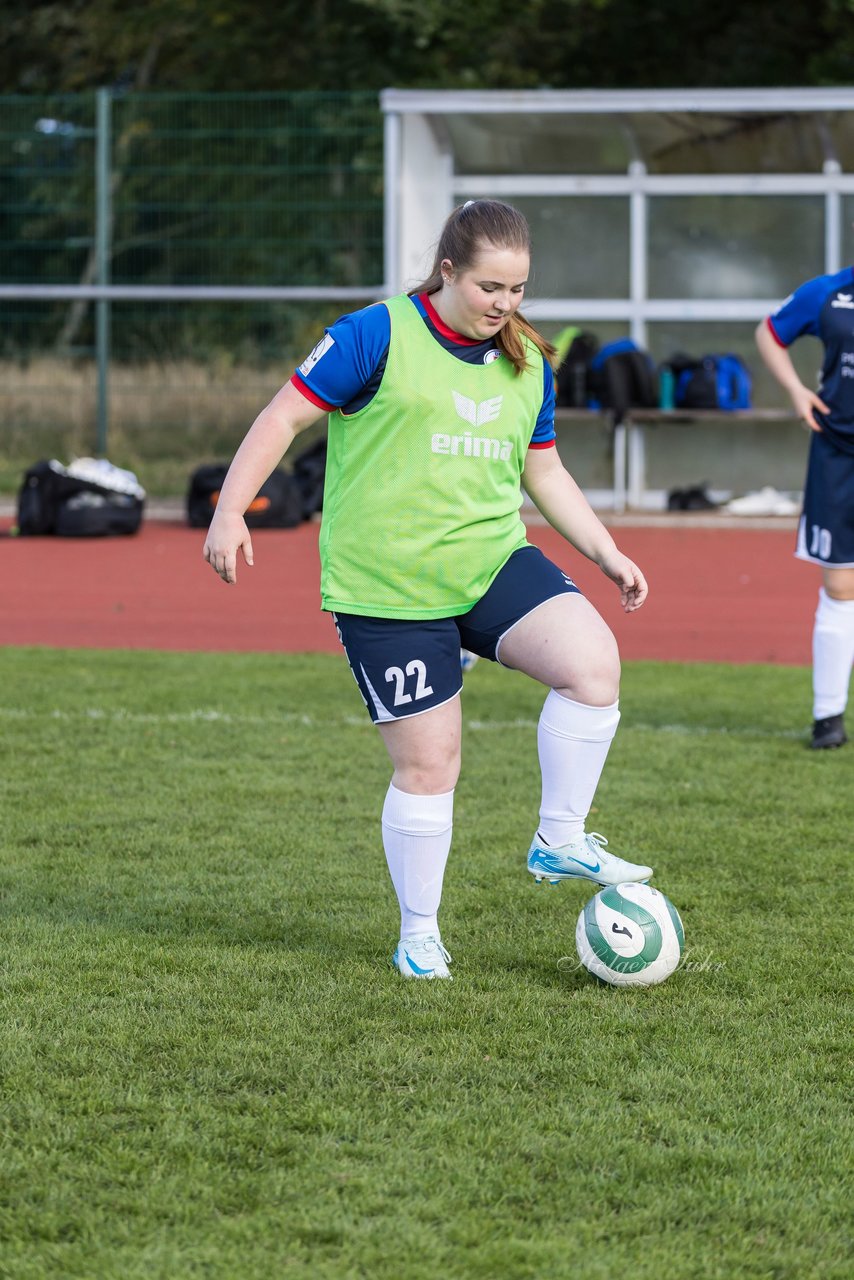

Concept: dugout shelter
[[381, 88, 854, 508]]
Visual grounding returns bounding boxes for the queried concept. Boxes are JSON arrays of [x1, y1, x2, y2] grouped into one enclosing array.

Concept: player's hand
[[203, 511, 254, 584], [791, 384, 830, 433], [600, 551, 648, 613]]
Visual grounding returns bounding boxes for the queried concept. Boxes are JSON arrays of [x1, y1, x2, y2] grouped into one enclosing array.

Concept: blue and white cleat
[[527, 831, 652, 887], [460, 648, 479, 674], [392, 935, 452, 979]]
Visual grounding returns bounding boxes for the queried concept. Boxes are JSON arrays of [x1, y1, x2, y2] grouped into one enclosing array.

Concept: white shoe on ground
[[392, 935, 453, 979]]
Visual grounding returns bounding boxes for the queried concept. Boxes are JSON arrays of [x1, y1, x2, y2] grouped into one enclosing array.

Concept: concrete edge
[[0, 496, 799, 532]]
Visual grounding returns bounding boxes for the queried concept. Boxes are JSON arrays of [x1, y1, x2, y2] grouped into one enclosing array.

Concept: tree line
[[4, 0, 853, 96]]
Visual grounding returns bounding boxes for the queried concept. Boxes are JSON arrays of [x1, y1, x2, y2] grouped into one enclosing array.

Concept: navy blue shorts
[[333, 545, 581, 723], [796, 431, 854, 567]]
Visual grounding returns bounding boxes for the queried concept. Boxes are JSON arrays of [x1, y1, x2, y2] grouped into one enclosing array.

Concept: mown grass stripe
[[0, 704, 809, 740]]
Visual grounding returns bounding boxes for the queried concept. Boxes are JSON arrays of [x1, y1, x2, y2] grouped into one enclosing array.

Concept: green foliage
[[0, 90, 382, 359], [3, 0, 854, 93], [0, 648, 851, 1277]]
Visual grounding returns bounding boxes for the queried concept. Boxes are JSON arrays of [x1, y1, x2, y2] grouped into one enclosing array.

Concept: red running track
[[0, 517, 818, 665]]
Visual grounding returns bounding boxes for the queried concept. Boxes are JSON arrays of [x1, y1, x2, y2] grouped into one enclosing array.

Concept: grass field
[[0, 647, 851, 1279]]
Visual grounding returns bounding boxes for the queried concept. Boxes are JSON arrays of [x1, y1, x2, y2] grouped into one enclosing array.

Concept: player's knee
[[394, 754, 461, 795], [578, 663, 620, 705], [563, 633, 621, 704]]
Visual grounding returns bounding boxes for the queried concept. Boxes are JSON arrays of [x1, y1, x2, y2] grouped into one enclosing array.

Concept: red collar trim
[[418, 292, 480, 346]]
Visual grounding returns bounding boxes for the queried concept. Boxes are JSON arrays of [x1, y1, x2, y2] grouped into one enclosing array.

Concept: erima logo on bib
[[432, 431, 513, 460], [831, 293, 854, 309], [452, 391, 503, 427], [433, 391, 512, 459]]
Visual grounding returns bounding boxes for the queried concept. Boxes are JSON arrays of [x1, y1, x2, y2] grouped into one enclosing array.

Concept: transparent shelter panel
[[512, 197, 629, 298], [543, 413, 619, 505], [624, 110, 851, 174], [437, 106, 854, 177], [635, 417, 809, 506], [843, 198, 854, 265], [648, 196, 825, 300], [442, 114, 634, 176]]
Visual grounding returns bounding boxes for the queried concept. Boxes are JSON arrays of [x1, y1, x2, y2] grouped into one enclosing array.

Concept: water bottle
[[659, 365, 675, 411]]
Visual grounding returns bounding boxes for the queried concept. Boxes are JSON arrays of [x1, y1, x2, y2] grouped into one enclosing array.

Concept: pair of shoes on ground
[[392, 832, 654, 979], [667, 484, 718, 511], [811, 713, 848, 750], [725, 486, 800, 516]]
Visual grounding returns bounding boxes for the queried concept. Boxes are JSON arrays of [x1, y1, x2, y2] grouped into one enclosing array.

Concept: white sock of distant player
[[812, 587, 854, 718], [536, 691, 620, 847], [382, 783, 454, 939]]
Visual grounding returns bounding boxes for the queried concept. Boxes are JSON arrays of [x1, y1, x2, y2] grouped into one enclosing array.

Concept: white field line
[[0, 706, 805, 739]]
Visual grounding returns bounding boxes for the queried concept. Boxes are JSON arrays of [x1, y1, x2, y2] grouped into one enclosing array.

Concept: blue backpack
[[672, 353, 752, 411]]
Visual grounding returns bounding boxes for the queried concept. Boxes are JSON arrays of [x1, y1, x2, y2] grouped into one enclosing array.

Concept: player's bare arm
[[522, 446, 648, 612], [754, 318, 829, 432], [204, 382, 326, 584]]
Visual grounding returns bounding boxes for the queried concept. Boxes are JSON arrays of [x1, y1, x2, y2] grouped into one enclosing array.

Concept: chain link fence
[[0, 91, 384, 489]]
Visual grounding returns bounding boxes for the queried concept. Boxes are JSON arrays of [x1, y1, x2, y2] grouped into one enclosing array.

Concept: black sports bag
[[186, 464, 304, 529], [16, 459, 144, 536]]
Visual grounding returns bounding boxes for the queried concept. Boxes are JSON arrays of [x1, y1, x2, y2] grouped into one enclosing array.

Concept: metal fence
[[0, 91, 385, 454]]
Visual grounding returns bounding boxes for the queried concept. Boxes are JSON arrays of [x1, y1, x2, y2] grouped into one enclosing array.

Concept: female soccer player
[[203, 199, 652, 979], [756, 266, 854, 749]]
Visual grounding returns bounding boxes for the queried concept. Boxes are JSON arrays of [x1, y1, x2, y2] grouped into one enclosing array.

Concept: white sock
[[382, 783, 454, 940], [812, 588, 854, 719], [536, 691, 620, 847]]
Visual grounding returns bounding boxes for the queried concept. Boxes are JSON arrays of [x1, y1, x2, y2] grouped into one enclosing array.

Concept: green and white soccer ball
[[575, 882, 685, 987]]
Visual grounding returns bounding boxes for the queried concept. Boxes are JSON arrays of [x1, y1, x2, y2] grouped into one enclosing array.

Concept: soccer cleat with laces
[[527, 831, 653, 887], [392, 935, 452, 979]]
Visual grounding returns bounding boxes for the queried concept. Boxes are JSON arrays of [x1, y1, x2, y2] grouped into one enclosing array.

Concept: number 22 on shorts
[[385, 660, 434, 706]]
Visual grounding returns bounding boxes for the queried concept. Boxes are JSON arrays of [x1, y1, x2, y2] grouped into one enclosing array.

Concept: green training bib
[[319, 294, 545, 618]]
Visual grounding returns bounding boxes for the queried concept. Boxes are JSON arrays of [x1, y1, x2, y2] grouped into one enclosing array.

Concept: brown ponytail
[[408, 200, 557, 376]]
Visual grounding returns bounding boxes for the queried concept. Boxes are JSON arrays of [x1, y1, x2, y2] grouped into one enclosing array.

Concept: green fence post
[[95, 87, 111, 455]]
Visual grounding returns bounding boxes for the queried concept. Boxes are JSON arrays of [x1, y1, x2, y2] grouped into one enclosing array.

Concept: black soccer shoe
[[810, 714, 848, 750], [682, 485, 718, 511]]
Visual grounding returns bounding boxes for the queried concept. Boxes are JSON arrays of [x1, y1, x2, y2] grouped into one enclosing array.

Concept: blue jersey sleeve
[[769, 275, 831, 346], [292, 303, 390, 408], [530, 356, 556, 446]]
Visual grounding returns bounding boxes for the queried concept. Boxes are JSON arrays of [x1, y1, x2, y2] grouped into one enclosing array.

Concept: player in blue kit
[[756, 266, 854, 749], [204, 200, 653, 979]]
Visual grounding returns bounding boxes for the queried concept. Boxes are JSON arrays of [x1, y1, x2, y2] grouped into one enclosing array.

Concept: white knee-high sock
[[536, 691, 621, 847], [382, 783, 454, 940], [813, 588, 854, 719]]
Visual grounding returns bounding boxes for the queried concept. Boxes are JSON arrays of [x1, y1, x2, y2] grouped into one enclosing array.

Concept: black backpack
[[186, 464, 304, 529], [554, 328, 600, 408], [16, 459, 144, 536], [588, 339, 659, 418]]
